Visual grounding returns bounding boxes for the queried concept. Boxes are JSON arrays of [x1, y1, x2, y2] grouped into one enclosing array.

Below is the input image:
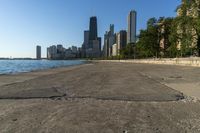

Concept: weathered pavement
[[0, 62, 200, 133]]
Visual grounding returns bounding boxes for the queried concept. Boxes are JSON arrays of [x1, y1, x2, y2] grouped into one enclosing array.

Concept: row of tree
[[120, 0, 200, 59]]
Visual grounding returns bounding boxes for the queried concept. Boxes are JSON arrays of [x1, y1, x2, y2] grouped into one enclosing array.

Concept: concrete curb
[[97, 58, 200, 67]]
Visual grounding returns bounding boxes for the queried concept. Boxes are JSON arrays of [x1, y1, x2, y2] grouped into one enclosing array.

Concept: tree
[[134, 0, 200, 59], [157, 17, 174, 57], [190, 0, 200, 56], [168, 19, 180, 57], [120, 43, 134, 59], [136, 18, 160, 58], [173, 0, 200, 57]]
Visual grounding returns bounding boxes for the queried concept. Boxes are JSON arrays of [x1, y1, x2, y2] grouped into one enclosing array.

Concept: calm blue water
[[0, 60, 85, 75]]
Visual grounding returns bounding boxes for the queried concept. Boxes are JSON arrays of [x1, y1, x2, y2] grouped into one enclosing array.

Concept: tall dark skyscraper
[[89, 16, 98, 41], [81, 16, 101, 58]]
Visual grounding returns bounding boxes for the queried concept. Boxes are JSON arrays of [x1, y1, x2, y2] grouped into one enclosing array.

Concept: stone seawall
[[98, 58, 200, 67]]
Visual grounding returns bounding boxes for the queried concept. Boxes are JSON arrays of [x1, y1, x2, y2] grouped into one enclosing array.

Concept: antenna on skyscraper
[[92, 8, 95, 16], [91, 8, 96, 17]]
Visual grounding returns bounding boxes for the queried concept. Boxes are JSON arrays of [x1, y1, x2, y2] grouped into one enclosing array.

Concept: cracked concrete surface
[[0, 62, 200, 133]]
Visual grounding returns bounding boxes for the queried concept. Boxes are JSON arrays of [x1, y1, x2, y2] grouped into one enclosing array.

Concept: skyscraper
[[36, 45, 41, 60], [82, 16, 101, 58], [110, 24, 114, 35], [84, 30, 90, 45], [103, 31, 109, 57], [127, 10, 137, 44], [89, 16, 98, 41], [103, 24, 116, 57], [81, 30, 90, 57], [117, 30, 127, 55]]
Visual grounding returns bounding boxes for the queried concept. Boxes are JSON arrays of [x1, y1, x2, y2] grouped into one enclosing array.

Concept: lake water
[[0, 60, 85, 75]]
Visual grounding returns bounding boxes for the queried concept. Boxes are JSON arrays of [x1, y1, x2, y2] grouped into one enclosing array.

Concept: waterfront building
[[47, 45, 80, 60], [65, 48, 76, 58], [47, 45, 57, 59], [71, 46, 78, 53], [127, 10, 137, 44], [57, 45, 64, 54], [56, 44, 65, 59], [36, 45, 41, 60]]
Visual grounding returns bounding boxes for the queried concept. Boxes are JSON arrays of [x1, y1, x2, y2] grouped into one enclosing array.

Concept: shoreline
[[0, 63, 90, 87], [0, 60, 87, 76]]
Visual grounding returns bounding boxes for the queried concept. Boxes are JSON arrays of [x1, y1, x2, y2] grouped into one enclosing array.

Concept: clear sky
[[0, 0, 181, 58]]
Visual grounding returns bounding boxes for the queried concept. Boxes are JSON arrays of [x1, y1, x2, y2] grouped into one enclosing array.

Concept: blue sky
[[0, 0, 181, 58]]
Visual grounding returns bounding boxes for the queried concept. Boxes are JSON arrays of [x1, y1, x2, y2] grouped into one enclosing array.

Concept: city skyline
[[0, 0, 181, 58]]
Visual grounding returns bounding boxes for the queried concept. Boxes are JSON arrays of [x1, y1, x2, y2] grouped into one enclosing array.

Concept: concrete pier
[[0, 62, 200, 132]]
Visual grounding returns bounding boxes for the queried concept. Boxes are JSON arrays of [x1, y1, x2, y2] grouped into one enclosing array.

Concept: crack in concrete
[[137, 71, 185, 100], [0, 94, 184, 102]]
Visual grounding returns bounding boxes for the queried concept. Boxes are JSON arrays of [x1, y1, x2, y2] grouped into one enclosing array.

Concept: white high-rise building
[[112, 44, 117, 56], [127, 10, 137, 44]]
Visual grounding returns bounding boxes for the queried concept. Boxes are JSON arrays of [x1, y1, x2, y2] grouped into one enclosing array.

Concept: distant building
[[65, 48, 76, 58], [127, 10, 137, 44], [98, 37, 102, 52], [82, 16, 101, 58], [71, 46, 78, 53], [103, 24, 116, 57], [84, 30, 90, 45], [77, 47, 82, 58], [81, 30, 90, 58], [47, 45, 57, 59], [57, 45, 64, 53], [109, 36, 116, 56], [36, 45, 41, 60], [89, 17, 98, 41], [103, 31, 109, 57], [47, 45, 80, 60], [86, 40, 101, 57], [47, 45, 58, 59], [116, 30, 127, 55], [112, 44, 118, 56]]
